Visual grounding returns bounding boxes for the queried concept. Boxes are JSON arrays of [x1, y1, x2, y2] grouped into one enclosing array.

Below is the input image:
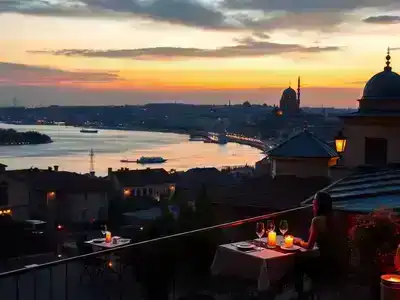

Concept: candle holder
[[105, 231, 112, 243], [267, 231, 277, 248], [284, 235, 294, 248]]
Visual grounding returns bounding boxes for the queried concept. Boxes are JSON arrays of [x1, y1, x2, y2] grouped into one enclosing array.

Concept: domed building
[[341, 49, 400, 167], [279, 77, 301, 115]]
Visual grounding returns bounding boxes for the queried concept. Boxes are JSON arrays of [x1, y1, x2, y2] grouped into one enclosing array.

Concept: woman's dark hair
[[314, 191, 333, 216]]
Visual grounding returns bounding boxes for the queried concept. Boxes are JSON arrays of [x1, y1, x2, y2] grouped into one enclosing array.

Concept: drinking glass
[[256, 222, 265, 239], [266, 220, 275, 232], [279, 220, 289, 236], [101, 225, 107, 237], [255, 222, 265, 248]]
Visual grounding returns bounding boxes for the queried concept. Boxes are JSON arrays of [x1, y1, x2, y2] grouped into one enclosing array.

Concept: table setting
[[211, 220, 319, 291]]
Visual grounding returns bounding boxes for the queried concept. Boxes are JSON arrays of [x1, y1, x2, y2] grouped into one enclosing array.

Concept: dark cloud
[[0, 62, 121, 86], [29, 39, 341, 60], [222, 0, 398, 13], [3, 0, 399, 32], [236, 11, 346, 31], [363, 15, 400, 24], [0, 0, 233, 29]]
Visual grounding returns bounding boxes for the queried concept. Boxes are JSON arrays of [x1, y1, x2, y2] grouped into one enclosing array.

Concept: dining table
[[211, 236, 319, 291], [85, 236, 131, 251]]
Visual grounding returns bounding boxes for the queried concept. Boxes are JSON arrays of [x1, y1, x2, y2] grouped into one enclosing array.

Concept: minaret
[[297, 76, 301, 109]]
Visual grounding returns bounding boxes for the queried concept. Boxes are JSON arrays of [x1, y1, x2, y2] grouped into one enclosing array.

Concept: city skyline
[[1, 1, 400, 107]]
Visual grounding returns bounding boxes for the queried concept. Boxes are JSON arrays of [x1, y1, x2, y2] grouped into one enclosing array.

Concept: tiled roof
[[111, 168, 174, 187], [303, 167, 400, 212], [7, 169, 111, 192], [213, 175, 331, 210], [268, 129, 338, 159]]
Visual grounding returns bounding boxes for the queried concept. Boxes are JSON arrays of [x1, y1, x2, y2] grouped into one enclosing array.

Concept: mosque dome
[[282, 87, 297, 99], [362, 50, 400, 100]]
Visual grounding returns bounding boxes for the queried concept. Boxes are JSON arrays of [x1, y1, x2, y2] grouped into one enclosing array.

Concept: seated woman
[[292, 191, 342, 299]]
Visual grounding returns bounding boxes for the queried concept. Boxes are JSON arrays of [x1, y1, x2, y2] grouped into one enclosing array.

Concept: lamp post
[[334, 130, 347, 155]]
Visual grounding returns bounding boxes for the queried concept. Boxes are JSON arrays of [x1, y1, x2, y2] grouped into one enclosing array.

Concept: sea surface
[[0, 124, 264, 175]]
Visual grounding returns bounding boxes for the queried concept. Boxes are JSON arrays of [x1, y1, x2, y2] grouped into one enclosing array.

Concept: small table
[[84, 237, 132, 274], [85, 237, 131, 250], [211, 236, 318, 291]]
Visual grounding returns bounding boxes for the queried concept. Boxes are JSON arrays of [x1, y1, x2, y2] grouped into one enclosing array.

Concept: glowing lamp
[[334, 130, 347, 154], [123, 189, 131, 197], [267, 231, 277, 248], [57, 224, 63, 230], [47, 191, 56, 201], [169, 185, 176, 193]]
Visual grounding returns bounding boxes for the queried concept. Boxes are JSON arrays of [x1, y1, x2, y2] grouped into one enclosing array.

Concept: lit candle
[[267, 231, 277, 248], [284, 235, 294, 248], [105, 231, 112, 243]]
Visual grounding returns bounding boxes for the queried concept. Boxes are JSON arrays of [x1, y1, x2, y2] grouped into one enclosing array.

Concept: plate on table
[[235, 242, 255, 250], [92, 238, 105, 244], [280, 245, 301, 251]]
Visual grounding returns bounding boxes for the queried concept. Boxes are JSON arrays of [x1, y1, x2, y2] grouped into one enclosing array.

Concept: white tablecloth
[[210, 237, 318, 291], [85, 237, 131, 251]]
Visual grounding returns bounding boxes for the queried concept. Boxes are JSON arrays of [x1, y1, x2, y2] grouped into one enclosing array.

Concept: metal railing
[[0, 204, 312, 300]]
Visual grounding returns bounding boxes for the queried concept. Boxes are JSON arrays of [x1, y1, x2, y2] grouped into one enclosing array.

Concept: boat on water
[[189, 137, 205, 141], [120, 159, 136, 163], [121, 156, 167, 164], [80, 129, 98, 133]]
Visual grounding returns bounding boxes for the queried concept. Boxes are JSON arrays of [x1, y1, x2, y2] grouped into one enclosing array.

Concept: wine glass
[[101, 225, 107, 238], [279, 220, 288, 236], [255, 222, 265, 248], [266, 220, 275, 233]]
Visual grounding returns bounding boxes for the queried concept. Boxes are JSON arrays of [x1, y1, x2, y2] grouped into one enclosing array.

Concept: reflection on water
[[0, 124, 264, 175]]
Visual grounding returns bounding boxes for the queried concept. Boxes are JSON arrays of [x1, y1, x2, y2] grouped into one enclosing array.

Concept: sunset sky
[[1, 0, 400, 107]]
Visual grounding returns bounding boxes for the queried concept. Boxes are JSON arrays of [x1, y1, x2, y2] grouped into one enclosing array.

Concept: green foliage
[[0, 128, 52, 145]]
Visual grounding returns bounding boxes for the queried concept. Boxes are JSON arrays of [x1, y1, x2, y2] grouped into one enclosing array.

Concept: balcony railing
[[0, 204, 369, 300]]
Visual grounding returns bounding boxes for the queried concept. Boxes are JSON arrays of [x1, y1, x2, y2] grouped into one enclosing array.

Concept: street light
[[334, 130, 347, 154]]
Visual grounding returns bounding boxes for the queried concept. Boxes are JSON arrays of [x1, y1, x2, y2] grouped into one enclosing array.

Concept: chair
[[76, 238, 105, 282]]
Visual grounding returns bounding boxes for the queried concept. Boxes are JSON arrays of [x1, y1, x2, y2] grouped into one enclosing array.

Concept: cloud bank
[[0, 62, 121, 86], [1, 0, 399, 32], [363, 15, 400, 24]]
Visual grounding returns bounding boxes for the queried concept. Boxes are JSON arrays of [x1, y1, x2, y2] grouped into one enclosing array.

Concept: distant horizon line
[[0, 103, 357, 110]]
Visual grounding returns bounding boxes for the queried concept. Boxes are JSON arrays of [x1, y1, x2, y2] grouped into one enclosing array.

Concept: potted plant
[[348, 209, 400, 298]]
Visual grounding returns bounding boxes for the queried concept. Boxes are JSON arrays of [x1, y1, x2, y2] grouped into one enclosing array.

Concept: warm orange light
[[108, 261, 113, 268], [382, 274, 400, 283], [169, 185, 176, 193], [47, 191, 56, 199], [123, 189, 131, 197], [284, 235, 294, 248], [0, 209, 12, 215], [105, 231, 112, 243], [267, 231, 277, 248], [335, 131, 347, 154]]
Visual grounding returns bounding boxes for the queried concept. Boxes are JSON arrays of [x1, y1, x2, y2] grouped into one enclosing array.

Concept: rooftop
[[303, 167, 400, 212], [110, 168, 174, 186], [268, 129, 338, 159], [214, 175, 331, 210], [6, 169, 111, 192]]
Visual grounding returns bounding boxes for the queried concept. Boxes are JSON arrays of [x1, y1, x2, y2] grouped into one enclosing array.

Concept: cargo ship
[[120, 156, 167, 164], [80, 129, 98, 133]]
